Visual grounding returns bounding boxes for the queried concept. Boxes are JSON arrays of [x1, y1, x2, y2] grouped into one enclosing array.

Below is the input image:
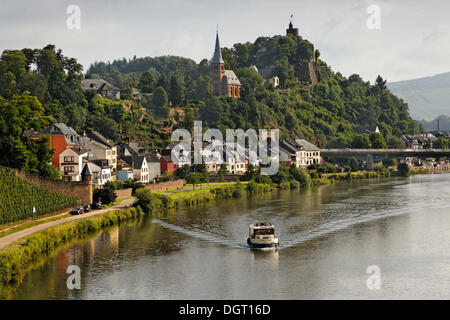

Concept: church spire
[[211, 31, 224, 64]]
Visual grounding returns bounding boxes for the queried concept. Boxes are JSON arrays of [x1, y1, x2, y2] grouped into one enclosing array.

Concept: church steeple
[[211, 31, 224, 64]]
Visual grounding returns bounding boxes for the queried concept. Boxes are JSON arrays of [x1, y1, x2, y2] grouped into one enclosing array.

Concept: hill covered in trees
[[0, 32, 421, 177], [87, 33, 420, 149]]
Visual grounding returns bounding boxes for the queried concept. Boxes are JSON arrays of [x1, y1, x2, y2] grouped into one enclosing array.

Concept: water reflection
[[12, 174, 450, 299]]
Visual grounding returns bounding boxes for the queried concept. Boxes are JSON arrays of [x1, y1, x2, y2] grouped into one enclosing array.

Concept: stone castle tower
[[286, 21, 299, 37], [211, 31, 241, 98]]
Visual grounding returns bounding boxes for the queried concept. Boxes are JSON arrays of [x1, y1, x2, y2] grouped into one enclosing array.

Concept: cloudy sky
[[0, 0, 449, 82]]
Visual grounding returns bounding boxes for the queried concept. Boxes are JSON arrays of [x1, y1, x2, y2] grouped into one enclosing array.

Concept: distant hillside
[[388, 72, 450, 120], [420, 115, 450, 131]]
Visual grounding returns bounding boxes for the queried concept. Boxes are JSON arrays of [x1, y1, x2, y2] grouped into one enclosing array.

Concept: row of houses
[[29, 122, 321, 187], [401, 133, 437, 149]]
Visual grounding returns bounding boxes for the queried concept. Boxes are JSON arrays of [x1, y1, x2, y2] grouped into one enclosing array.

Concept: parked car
[[91, 202, 102, 210], [70, 208, 84, 215], [83, 204, 91, 212]]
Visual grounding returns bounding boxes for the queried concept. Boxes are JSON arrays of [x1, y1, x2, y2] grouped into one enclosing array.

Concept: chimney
[[437, 118, 440, 131]]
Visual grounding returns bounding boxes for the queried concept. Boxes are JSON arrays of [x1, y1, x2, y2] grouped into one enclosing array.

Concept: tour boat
[[247, 222, 279, 249]]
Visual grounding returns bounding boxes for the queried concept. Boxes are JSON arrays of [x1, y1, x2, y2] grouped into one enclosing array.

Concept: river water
[[13, 174, 450, 299]]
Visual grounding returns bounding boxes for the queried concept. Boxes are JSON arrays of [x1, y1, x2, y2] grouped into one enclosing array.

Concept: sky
[[1, 0, 449, 82]]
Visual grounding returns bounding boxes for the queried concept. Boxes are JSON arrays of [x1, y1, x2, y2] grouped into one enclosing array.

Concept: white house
[[59, 147, 89, 181], [278, 139, 320, 168], [122, 156, 149, 184], [295, 139, 320, 166], [82, 160, 112, 187], [145, 152, 161, 183]]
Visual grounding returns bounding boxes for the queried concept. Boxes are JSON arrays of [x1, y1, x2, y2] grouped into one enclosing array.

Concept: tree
[[150, 86, 169, 118], [186, 172, 202, 190], [397, 162, 410, 177], [138, 71, 155, 93], [271, 164, 290, 185], [289, 166, 311, 188], [93, 185, 117, 204], [0, 92, 58, 178], [433, 137, 449, 149], [156, 74, 169, 91], [161, 171, 174, 182], [369, 132, 387, 149], [351, 134, 371, 148], [169, 75, 185, 106], [241, 163, 258, 181], [176, 164, 191, 179], [349, 157, 359, 172], [375, 75, 387, 91]]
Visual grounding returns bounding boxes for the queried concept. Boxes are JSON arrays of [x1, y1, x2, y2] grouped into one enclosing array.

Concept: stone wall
[[294, 61, 319, 86], [5, 166, 92, 205], [145, 179, 186, 192]]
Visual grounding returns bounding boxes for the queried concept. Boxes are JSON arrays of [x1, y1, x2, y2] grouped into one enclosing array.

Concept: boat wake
[[280, 204, 444, 249], [153, 201, 449, 250], [152, 219, 248, 249]]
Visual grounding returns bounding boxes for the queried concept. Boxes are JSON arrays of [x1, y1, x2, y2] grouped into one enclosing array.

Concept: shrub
[[397, 162, 410, 177], [232, 182, 244, 198], [93, 185, 117, 205], [289, 166, 311, 188], [289, 180, 300, 189], [135, 188, 173, 213]]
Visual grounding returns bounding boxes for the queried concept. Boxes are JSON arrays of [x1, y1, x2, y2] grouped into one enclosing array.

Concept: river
[[13, 174, 450, 299]]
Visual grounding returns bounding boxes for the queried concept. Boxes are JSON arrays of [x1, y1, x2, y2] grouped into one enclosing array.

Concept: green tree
[[0, 92, 57, 178], [93, 185, 117, 204], [156, 74, 169, 91], [433, 137, 449, 149], [349, 157, 359, 172], [138, 71, 155, 93], [169, 76, 185, 106], [186, 172, 202, 190], [397, 162, 410, 177], [369, 132, 387, 149], [151, 86, 169, 118], [351, 134, 371, 148]]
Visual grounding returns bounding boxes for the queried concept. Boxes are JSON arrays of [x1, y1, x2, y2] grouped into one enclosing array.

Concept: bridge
[[320, 149, 450, 169]]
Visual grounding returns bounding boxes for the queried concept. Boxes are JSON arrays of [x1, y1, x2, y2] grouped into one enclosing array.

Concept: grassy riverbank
[[0, 206, 144, 299], [135, 181, 274, 213]]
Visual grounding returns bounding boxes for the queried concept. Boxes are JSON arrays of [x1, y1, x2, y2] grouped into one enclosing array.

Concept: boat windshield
[[254, 228, 275, 235]]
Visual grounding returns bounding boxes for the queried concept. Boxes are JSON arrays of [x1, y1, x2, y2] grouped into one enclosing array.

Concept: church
[[211, 32, 241, 98]]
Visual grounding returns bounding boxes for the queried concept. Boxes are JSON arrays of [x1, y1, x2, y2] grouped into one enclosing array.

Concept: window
[[64, 166, 74, 174], [64, 156, 74, 163]]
